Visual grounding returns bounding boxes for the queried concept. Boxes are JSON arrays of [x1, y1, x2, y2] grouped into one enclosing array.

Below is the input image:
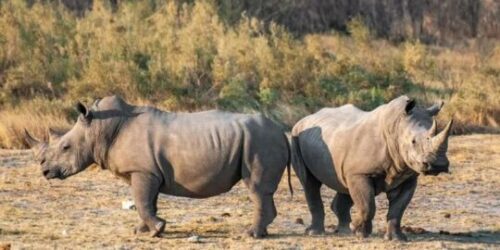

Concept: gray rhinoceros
[[25, 95, 292, 238], [291, 95, 453, 241]]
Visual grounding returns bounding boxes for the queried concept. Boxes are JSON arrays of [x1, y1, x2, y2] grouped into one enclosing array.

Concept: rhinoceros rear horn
[[48, 128, 65, 142], [24, 129, 41, 148], [432, 119, 453, 151], [428, 119, 437, 136]]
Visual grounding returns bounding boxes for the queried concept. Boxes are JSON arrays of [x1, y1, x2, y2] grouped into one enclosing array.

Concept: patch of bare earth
[[0, 134, 499, 249]]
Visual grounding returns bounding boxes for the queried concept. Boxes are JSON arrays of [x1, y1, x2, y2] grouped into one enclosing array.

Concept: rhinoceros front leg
[[385, 176, 417, 241], [131, 172, 165, 237], [347, 175, 375, 238], [134, 196, 158, 234], [331, 193, 353, 233]]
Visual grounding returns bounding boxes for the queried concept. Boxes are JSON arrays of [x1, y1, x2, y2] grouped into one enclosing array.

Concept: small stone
[[61, 229, 69, 237], [187, 235, 201, 243], [121, 200, 136, 210], [444, 213, 451, 219], [295, 218, 304, 225], [221, 212, 231, 217]]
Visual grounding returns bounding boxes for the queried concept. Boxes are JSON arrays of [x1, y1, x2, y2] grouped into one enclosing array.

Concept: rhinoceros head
[[25, 102, 95, 180], [390, 96, 453, 176]]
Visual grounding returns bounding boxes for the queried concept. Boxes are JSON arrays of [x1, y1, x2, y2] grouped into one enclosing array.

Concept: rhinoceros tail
[[284, 133, 294, 199]]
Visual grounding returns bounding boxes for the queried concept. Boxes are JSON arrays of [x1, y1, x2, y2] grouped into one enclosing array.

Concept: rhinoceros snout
[[422, 163, 449, 176], [42, 168, 62, 179]]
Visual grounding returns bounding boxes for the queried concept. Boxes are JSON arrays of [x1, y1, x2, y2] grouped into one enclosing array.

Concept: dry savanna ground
[[0, 134, 499, 249]]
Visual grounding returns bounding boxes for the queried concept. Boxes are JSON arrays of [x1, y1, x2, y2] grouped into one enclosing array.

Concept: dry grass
[[0, 134, 498, 249], [0, 1, 498, 149], [0, 98, 72, 149]]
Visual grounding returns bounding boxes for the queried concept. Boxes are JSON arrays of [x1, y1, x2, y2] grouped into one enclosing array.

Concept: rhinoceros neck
[[90, 112, 128, 169], [381, 112, 410, 179]]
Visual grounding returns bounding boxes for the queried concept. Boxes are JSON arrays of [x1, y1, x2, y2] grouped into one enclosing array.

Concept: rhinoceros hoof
[[350, 223, 369, 238], [150, 219, 166, 237], [134, 223, 150, 234], [384, 231, 408, 242], [247, 227, 268, 239], [305, 226, 325, 236], [334, 224, 351, 234]]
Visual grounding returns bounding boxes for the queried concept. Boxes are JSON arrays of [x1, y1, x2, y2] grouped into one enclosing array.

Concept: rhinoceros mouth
[[422, 165, 449, 176], [43, 168, 71, 180]]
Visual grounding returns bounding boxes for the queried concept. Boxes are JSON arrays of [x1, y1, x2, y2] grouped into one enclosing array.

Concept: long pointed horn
[[428, 119, 437, 136], [24, 129, 40, 148], [432, 119, 453, 151]]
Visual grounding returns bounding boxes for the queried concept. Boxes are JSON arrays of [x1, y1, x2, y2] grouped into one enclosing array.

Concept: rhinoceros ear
[[426, 101, 444, 116], [76, 102, 92, 122], [405, 99, 416, 114]]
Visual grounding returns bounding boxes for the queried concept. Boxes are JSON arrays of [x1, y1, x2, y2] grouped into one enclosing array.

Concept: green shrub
[[0, 0, 498, 148]]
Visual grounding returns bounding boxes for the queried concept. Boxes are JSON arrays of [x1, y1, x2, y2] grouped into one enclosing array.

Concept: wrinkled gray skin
[[25, 95, 292, 238], [291, 95, 453, 241]]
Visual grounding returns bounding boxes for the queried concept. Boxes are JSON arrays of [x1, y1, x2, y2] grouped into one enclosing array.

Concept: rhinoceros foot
[[334, 223, 351, 234], [384, 229, 408, 241], [150, 219, 166, 237], [350, 221, 372, 238], [247, 227, 268, 238], [305, 225, 325, 236]]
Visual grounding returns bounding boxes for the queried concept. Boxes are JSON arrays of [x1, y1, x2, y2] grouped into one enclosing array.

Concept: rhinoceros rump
[[291, 95, 452, 241], [25, 95, 292, 238]]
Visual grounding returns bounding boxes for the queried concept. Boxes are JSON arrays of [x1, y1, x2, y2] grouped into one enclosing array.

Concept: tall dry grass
[[0, 0, 498, 148], [0, 99, 72, 148]]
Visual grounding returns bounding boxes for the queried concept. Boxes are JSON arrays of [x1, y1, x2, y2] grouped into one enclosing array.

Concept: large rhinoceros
[[291, 95, 453, 241], [25, 95, 292, 238]]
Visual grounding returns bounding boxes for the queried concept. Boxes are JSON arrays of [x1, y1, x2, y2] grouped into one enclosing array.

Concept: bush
[[0, 0, 498, 148]]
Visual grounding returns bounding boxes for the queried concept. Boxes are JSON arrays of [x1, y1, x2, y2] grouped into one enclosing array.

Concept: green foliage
[[0, 0, 498, 147]]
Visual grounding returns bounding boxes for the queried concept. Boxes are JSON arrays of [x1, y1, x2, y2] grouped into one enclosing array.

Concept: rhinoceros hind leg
[[131, 172, 166, 237], [331, 193, 353, 234], [347, 175, 375, 238], [384, 176, 417, 241], [245, 188, 277, 239], [301, 168, 325, 235]]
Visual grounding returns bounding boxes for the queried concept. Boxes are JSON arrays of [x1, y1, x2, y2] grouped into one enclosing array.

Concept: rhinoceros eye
[[411, 139, 416, 145], [62, 144, 71, 151]]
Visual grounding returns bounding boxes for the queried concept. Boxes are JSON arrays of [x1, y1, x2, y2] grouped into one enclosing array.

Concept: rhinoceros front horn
[[24, 129, 41, 149], [432, 119, 453, 152]]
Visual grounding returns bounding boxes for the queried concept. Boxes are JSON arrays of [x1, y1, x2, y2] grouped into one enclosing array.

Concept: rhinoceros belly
[[298, 129, 348, 192], [159, 120, 244, 198]]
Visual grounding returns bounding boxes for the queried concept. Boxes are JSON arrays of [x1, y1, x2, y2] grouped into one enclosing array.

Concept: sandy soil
[[0, 134, 499, 249]]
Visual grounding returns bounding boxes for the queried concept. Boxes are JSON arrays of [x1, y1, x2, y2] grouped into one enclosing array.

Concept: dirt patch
[[0, 134, 499, 249]]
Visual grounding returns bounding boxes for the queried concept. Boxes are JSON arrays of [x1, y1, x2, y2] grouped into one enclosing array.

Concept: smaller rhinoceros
[[25, 95, 292, 238], [291, 95, 453, 241]]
